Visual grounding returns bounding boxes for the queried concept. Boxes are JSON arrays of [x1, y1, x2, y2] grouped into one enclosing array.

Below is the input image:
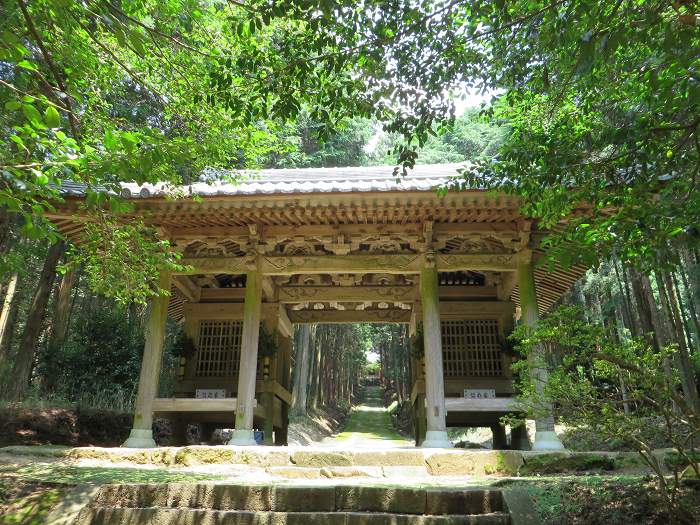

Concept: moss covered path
[[322, 386, 413, 448]]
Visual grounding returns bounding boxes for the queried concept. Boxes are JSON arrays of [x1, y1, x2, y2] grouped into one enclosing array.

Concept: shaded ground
[[0, 478, 67, 525], [497, 476, 700, 525], [0, 407, 178, 447], [287, 406, 348, 446], [322, 386, 413, 448]]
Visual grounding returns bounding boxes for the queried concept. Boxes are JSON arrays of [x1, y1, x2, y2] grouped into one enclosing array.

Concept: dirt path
[[321, 386, 413, 448]]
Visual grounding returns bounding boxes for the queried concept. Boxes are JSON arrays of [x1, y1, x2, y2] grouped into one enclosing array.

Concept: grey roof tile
[[116, 163, 465, 199]]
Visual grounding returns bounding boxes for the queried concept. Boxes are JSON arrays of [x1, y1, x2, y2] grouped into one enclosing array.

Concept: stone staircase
[[75, 483, 514, 524]]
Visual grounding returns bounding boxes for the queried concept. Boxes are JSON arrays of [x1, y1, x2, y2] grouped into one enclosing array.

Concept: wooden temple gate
[[51, 165, 585, 449]]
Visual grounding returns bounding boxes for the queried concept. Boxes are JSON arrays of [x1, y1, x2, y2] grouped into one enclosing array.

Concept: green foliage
[[65, 215, 186, 303], [38, 307, 145, 405], [436, 1, 700, 270], [519, 453, 615, 475], [364, 361, 380, 375], [510, 306, 700, 522], [0, 480, 64, 525], [0, 0, 370, 299], [32, 306, 182, 409], [267, 115, 375, 168], [375, 110, 505, 166]]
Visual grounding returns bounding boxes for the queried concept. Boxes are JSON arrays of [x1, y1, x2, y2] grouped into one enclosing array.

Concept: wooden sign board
[[196, 389, 227, 399], [463, 389, 496, 399]]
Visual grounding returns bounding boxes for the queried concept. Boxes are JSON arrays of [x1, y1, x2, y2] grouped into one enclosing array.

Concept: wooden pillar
[[262, 354, 275, 445], [229, 268, 263, 446], [419, 262, 452, 448], [517, 258, 565, 450], [510, 425, 531, 450], [414, 393, 427, 446], [123, 271, 171, 448], [491, 424, 507, 450]]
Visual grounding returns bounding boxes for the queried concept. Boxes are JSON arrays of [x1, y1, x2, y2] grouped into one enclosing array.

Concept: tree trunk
[[629, 268, 659, 349], [310, 325, 322, 411], [8, 242, 64, 400], [49, 265, 78, 349], [676, 258, 700, 349], [291, 324, 311, 414], [42, 265, 79, 391], [657, 271, 700, 414], [0, 274, 19, 361]]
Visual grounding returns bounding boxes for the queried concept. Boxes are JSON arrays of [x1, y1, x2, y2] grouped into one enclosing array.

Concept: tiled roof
[[116, 163, 465, 199]]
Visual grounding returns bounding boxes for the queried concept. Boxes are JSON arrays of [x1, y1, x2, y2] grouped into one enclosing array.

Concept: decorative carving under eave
[[360, 273, 413, 286], [261, 254, 422, 274], [267, 236, 332, 256], [286, 274, 333, 286], [182, 239, 246, 258], [436, 233, 522, 254], [349, 234, 420, 254]]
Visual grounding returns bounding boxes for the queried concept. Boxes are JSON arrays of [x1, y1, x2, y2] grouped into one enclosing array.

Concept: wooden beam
[[439, 286, 497, 299], [200, 288, 246, 301], [444, 397, 521, 413], [198, 285, 497, 303], [258, 380, 293, 405], [277, 304, 292, 338], [435, 253, 521, 272], [179, 252, 522, 276], [260, 254, 425, 275], [278, 285, 416, 303], [178, 257, 250, 275], [173, 276, 201, 303], [179, 255, 423, 275], [152, 397, 248, 413], [167, 222, 522, 241], [439, 301, 515, 321], [262, 276, 276, 301], [288, 309, 411, 324], [203, 277, 220, 288], [183, 302, 245, 320], [497, 272, 517, 301]]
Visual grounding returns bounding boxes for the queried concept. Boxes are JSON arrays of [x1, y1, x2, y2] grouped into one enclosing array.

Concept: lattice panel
[[441, 319, 503, 377], [195, 320, 243, 377]]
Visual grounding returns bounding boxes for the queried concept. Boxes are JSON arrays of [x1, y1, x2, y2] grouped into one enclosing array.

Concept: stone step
[[90, 483, 505, 516], [76, 507, 511, 525]]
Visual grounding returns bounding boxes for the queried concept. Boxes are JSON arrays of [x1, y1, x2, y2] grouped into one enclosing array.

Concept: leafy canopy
[[4, 0, 698, 301]]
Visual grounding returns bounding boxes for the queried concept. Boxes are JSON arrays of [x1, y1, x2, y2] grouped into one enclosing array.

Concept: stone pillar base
[[532, 430, 565, 450], [122, 428, 156, 448], [228, 429, 257, 446], [421, 430, 453, 448]]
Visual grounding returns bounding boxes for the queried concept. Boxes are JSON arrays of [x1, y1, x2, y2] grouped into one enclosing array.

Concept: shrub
[[509, 306, 700, 524]]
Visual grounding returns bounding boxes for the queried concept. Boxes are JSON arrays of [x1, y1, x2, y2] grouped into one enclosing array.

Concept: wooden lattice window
[[195, 320, 243, 377], [441, 319, 503, 377]]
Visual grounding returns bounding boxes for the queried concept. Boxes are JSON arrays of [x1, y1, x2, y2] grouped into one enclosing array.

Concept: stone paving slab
[[75, 507, 511, 525], [0, 444, 654, 478]]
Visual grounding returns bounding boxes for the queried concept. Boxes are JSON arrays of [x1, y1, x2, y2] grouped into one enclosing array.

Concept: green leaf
[[16, 59, 38, 72], [4, 100, 21, 111], [22, 104, 45, 128], [44, 106, 61, 128], [104, 130, 119, 151]]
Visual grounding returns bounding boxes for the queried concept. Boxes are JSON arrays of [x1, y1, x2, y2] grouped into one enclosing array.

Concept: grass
[[496, 475, 700, 524], [0, 463, 226, 485], [0, 480, 66, 525], [332, 386, 409, 444], [0, 390, 133, 413]]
